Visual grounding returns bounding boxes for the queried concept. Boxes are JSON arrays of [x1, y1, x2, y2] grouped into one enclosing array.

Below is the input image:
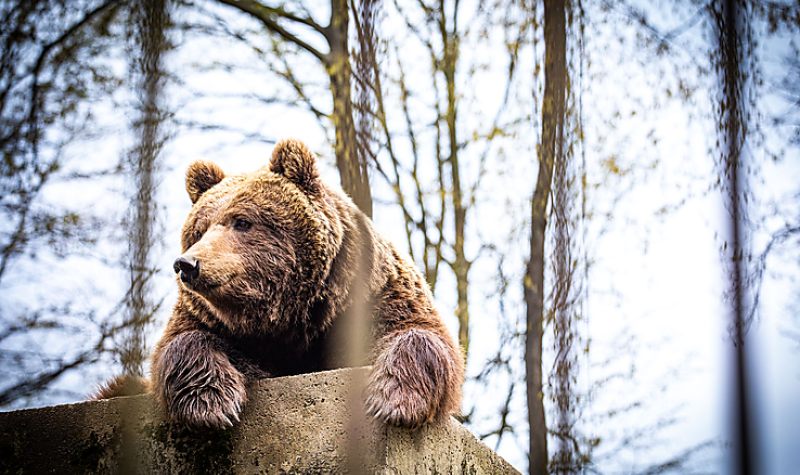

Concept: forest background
[[1, 0, 798, 473]]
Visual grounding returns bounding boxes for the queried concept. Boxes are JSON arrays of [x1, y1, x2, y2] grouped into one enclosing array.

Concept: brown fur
[[92, 374, 150, 400], [100, 139, 464, 430]]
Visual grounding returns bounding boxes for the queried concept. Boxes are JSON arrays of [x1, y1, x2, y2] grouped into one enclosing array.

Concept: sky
[[1, 1, 799, 474]]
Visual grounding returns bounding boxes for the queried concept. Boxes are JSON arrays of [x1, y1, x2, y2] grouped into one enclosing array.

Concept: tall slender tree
[[437, 0, 471, 359], [712, 0, 755, 473], [216, 0, 372, 216], [525, 0, 567, 473]]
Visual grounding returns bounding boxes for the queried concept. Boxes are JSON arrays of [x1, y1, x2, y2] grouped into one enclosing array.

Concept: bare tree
[[367, 0, 527, 366], [0, 0, 130, 407], [369, 0, 474, 357], [215, 0, 372, 216], [525, 0, 567, 473]]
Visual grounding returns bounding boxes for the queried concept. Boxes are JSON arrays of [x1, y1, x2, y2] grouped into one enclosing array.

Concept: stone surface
[[0, 367, 518, 474]]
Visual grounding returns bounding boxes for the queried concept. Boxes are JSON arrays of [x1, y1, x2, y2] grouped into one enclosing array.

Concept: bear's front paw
[[170, 377, 246, 429], [364, 329, 462, 429], [365, 372, 433, 429], [157, 331, 248, 430]]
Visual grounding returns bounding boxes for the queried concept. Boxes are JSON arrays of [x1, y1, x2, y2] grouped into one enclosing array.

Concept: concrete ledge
[[0, 367, 518, 474]]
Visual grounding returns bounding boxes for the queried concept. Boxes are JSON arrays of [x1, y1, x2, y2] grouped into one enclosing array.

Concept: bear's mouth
[[179, 277, 222, 294], [180, 273, 270, 312]]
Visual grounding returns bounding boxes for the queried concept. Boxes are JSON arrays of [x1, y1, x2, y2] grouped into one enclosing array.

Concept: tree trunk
[[123, 0, 169, 378], [525, 1, 566, 474], [327, 0, 372, 217], [216, 0, 373, 217], [713, 1, 753, 473], [436, 0, 470, 362]]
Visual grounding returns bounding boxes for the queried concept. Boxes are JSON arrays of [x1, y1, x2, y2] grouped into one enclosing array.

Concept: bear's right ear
[[269, 139, 320, 194], [186, 160, 225, 203]]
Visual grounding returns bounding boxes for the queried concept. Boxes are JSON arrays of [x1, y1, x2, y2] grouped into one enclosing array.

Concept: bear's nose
[[173, 256, 200, 284]]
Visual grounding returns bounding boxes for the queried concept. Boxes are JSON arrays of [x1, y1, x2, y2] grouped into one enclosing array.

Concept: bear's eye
[[233, 218, 252, 232]]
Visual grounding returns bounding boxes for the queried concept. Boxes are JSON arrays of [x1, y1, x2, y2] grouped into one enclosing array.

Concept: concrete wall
[[0, 367, 518, 474]]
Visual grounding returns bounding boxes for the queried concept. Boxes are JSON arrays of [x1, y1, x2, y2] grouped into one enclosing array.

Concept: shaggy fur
[[92, 374, 150, 400], [100, 139, 464, 430]]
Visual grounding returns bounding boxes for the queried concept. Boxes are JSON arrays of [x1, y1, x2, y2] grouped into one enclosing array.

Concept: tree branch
[[216, 0, 328, 62]]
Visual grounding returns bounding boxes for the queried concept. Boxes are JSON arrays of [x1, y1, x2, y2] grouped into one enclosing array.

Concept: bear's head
[[174, 140, 343, 338]]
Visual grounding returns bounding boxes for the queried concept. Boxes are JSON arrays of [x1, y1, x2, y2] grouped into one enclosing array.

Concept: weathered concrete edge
[[0, 367, 519, 474]]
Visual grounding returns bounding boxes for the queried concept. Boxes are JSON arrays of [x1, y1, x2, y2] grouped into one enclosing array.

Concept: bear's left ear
[[186, 160, 225, 204], [269, 139, 320, 194]]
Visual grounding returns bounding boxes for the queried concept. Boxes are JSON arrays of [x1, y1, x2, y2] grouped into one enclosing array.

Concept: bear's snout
[[173, 255, 200, 284]]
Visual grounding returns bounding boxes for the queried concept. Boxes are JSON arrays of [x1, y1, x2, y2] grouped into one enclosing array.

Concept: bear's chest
[[226, 332, 341, 377]]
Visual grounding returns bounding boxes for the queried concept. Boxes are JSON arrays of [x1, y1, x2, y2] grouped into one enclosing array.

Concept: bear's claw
[[171, 382, 246, 430]]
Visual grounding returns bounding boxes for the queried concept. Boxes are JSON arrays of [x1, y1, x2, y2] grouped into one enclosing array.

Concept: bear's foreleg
[[365, 328, 462, 428], [153, 330, 246, 429]]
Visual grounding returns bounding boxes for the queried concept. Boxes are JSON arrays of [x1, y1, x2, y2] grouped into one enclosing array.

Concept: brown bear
[[121, 139, 463, 430]]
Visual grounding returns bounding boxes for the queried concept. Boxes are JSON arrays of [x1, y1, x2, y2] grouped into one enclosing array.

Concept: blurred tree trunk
[[549, 26, 577, 474], [122, 0, 170, 377], [217, 0, 372, 217], [525, 0, 566, 473], [712, 0, 754, 473], [351, 0, 379, 216]]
